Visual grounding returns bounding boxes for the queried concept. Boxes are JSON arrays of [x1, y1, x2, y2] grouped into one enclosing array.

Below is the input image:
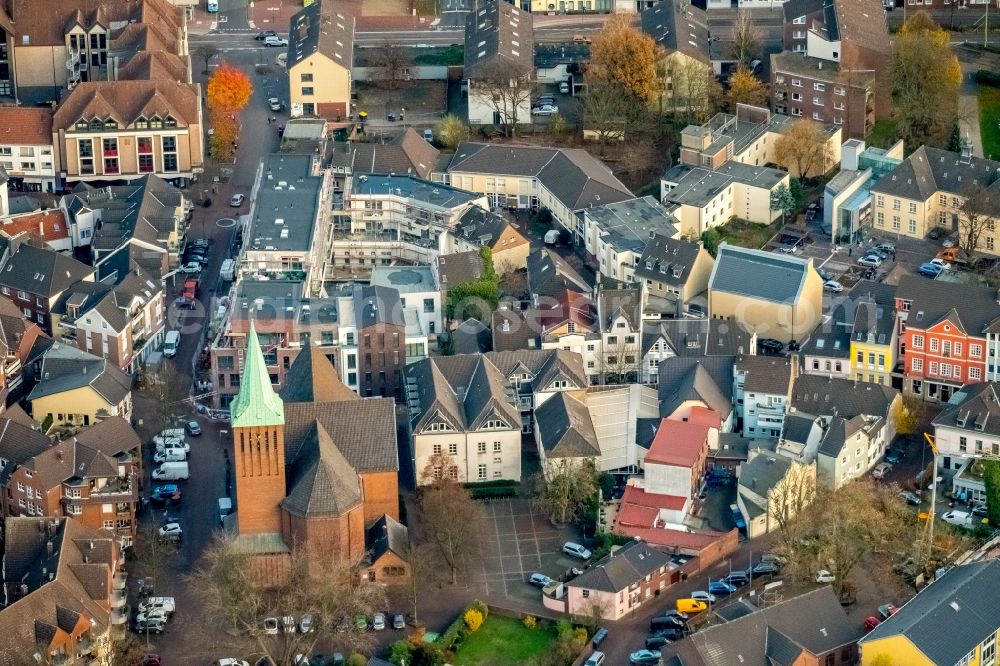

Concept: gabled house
[[641, 318, 754, 385], [0, 107, 57, 192], [486, 348, 587, 430], [736, 450, 815, 538], [709, 243, 824, 344], [362, 515, 410, 586], [1, 209, 72, 253], [932, 382, 1000, 501], [734, 355, 796, 439], [849, 282, 898, 386], [442, 206, 531, 274], [0, 242, 95, 335], [463, 1, 534, 128], [330, 128, 438, 182], [0, 295, 48, 400], [27, 343, 133, 427], [582, 197, 679, 284], [286, 0, 354, 119], [658, 356, 737, 431], [634, 233, 714, 319], [0, 517, 124, 665]]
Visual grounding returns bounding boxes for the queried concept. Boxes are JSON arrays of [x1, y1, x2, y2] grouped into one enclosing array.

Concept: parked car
[[531, 104, 559, 116], [629, 649, 662, 665], [899, 490, 921, 506], [591, 627, 608, 647], [645, 635, 672, 650], [264, 36, 288, 47], [919, 262, 943, 277], [858, 256, 883, 268], [584, 652, 605, 666], [529, 572, 554, 587], [158, 522, 182, 542], [299, 614, 314, 634], [758, 338, 784, 354], [255, 30, 277, 40], [562, 542, 592, 559], [751, 561, 780, 576], [877, 603, 899, 620], [392, 613, 406, 630], [650, 626, 684, 641], [885, 449, 902, 465], [875, 243, 896, 253], [134, 617, 166, 634], [724, 571, 750, 587], [138, 598, 176, 615], [943, 238, 956, 248], [872, 462, 893, 480], [268, 97, 283, 112], [690, 591, 716, 604], [372, 612, 386, 631], [559, 81, 570, 94], [179, 262, 202, 274], [708, 581, 736, 596], [760, 553, 787, 565], [140, 656, 162, 666], [866, 247, 889, 259], [229, 193, 245, 207], [816, 570, 836, 583], [263, 618, 279, 635], [186, 420, 202, 436], [973, 504, 989, 518], [824, 280, 844, 292], [354, 615, 367, 630], [649, 615, 686, 632], [942, 510, 973, 527], [282, 615, 296, 633], [151, 484, 181, 503], [676, 598, 708, 613], [136, 609, 170, 625], [930, 257, 949, 269]]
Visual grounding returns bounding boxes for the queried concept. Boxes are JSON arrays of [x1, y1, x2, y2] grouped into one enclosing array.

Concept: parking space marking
[[490, 502, 510, 598]]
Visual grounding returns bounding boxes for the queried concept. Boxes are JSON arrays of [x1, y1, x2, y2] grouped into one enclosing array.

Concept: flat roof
[[231, 279, 338, 326], [663, 163, 785, 207], [248, 154, 321, 253], [370, 265, 438, 294], [352, 174, 481, 209], [585, 196, 678, 253]]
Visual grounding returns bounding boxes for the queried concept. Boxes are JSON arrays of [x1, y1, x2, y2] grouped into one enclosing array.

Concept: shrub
[[390, 640, 414, 665], [522, 614, 537, 629], [346, 655, 367, 666], [976, 69, 1000, 88], [40, 414, 53, 433], [464, 608, 484, 632], [469, 599, 489, 623]]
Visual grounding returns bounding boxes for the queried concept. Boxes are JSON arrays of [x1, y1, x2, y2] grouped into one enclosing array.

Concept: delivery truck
[[152, 461, 189, 481]]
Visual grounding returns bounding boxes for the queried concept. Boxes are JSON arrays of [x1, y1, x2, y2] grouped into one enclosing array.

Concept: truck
[[220, 258, 235, 282], [218, 497, 233, 524], [206, 0, 219, 11], [152, 461, 189, 481], [163, 330, 180, 358]]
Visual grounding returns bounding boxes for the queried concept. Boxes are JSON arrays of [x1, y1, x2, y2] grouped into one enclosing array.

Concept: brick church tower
[[230, 322, 286, 535]]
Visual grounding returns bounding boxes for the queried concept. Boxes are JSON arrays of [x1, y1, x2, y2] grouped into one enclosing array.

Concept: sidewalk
[[960, 66, 985, 158]]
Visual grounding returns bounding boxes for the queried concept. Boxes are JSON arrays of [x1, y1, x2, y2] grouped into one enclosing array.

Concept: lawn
[[451, 615, 559, 666], [867, 119, 899, 150], [702, 218, 779, 254], [979, 85, 1000, 161]]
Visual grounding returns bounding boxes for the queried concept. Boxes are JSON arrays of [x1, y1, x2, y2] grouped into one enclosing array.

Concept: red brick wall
[[366, 549, 410, 585], [282, 505, 366, 574], [360, 470, 398, 528], [233, 424, 287, 534]]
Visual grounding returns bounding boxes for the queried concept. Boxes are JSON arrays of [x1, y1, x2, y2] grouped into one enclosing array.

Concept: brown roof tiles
[[52, 80, 199, 129], [0, 107, 54, 146]]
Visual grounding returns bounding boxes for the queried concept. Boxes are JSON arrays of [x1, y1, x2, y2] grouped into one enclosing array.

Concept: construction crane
[[916, 432, 940, 569]]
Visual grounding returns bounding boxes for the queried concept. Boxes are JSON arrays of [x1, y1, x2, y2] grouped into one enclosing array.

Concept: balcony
[[88, 476, 136, 501], [111, 606, 129, 626], [110, 589, 126, 609], [112, 571, 127, 591]]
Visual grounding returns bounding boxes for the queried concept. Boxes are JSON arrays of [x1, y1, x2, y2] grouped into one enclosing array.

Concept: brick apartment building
[[0, 243, 95, 335]]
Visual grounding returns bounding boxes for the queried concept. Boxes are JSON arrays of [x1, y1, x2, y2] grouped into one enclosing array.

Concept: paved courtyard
[[479, 498, 580, 605]]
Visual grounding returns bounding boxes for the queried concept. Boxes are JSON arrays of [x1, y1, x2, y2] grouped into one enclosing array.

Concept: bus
[[207, 0, 219, 12]]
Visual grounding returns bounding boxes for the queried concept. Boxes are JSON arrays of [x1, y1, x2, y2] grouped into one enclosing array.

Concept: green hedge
[[438, 600, 490, 651], [976, 70, 1000, 88], [464, 479, 520, 499]]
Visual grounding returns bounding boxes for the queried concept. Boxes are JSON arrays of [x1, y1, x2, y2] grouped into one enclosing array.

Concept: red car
[[182, 279, 198, 302]]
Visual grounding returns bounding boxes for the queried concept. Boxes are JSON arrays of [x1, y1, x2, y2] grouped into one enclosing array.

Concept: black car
[[725, 571, 750, 587], [751, 561, 780, 576], [255, 30, 277, 40], [592, 627, 608, 648], [650, 616, 686, 632], [651, 626, 684, 641], [759, 338, 784, 354], [645, 635, 672, 650]]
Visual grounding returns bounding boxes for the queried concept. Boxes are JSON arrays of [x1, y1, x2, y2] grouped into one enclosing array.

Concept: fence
[[352, 65, 449, 82]]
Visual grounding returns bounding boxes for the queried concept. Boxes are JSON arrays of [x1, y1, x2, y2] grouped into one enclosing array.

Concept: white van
[[220, 258, 235, 282], [163, 330, 180, 358], [584, 652, 605, 666], [152, 461, 189, 481], [218, 497, 233, 524], [154, 447, 187, 463]]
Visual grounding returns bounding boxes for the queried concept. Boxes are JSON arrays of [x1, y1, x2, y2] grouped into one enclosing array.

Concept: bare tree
[[532, 459, 599, 524], [773, 118, 833, 179], [729, 10, 761, 66], [194, 44, 220, 75], [188, 534, 386, 666], [400, 541, 442, 626], [583, 81, 647, 153], [667, 57, 720, 124], [601, 335, 640, 384], [957, 182, 1000, 262], [369, 41, 413, 89], [469, 60, 537, 137], [767, 460, 817, 552], [418, 454, 490, 585]]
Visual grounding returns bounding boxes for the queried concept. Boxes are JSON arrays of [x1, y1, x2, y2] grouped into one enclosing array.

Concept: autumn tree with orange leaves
[[206, 63, 253, 162]]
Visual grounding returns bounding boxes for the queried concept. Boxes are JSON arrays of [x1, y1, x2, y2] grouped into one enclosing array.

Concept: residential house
[[860, 560, 1000, 666], [1, 209, 73, 253], [871, 146, 1000, 244], [0, 242, 95, 335], [2, 417, 142, 546], [676, 105, 842, 180], [533, 384, 660, 475], [641, 0, 712, 101], [799, 301, 852, 379], [441, 206, 531, 273], [633, 234, 715, 319], [640, 418, 714, 506], [849, 281, 898, 386], [329, 129, 439, 186], [709, 243, 824, 344], [56, 264, 164, 372], [405, 354, 524, 484], [491, 308, 540, 353], [582, 196, 679, 283], [895, 275, 998, 402], [734, 355, 796, 438], [444, 142, 634, 243], [932, 382, 1000, 500], [773, 0, 892, 138], [563, 540, 678, 621], [362, 515, 410, 585], [286, 0, 354, 119], [788, 374, 900, 488], [51, 80, 204, 186], [662, 586, 864, 665], [435, 249, 487, 308], [0, 107, 57, 192], [451, 318, 492, 355], [0, 517, 124, 664], [737, 450, 816, 537], [642, 317, 754, 385], [371, 265, 442, 340], [661, 162, 789, 234], [0, 295, 47, 399], [658, 356, 738, 432], [60, 174, 190, 273], [27, 343, 133, 427], [463, 1, 534, 128]]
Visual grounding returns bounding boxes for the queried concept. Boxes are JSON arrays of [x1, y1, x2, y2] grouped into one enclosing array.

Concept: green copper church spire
[[230, 321, 285, 428]]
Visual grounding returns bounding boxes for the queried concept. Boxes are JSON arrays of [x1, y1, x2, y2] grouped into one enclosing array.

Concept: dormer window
[[135, 117, 148, 129], [104, 117, 117, 129], [75, 119, 88, 131], [164, 116, 177, 128], [482, 419, 506, 430], [150, 116, 162, 129], [88, 119, 103, 131]]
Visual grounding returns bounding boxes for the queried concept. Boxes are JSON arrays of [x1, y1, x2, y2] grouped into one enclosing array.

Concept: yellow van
[[676, 598, 708, 614]]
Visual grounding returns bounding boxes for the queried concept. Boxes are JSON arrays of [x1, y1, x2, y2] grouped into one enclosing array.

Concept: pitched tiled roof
[[0, 416, 51, 484], [26, 343, 131, 405], [598, 286, 642, 331], [790, 374, 898, 419], [0, 107, 53, 146], [366, 514, 408, 562], [896, 275, 1000, 336], [640, 0, 709, 64], [0, 243, 94, 298], [736, 355, 794, 395], [52, 80, 200, 129], [709, 243, 813, 304], [645, 418, 710, 468], [464, 0, 533, 77], [642, 318, 753, 358], [739, 452, 793, 497], [527, 248, 590, 298], [448, 142, 633, 212], [284, 398, 399, 474], [486, 349, 588, 390], [658, 357, 735, 420], [452, 317, 493, 354], [405, 354, 521, 433], [345, 128, 439, 179], [861, 560, 1000, 665], [567, 540, 673, 593], [833, 0, 891, 55], [117, 49, 190, 82], [288, 0, 354, 72], [933, 382, 1000, 438], [634, 234, 705, 287], [491, 309, 537, 352], [534, 390, 600, 458], [280, 344, 358, 404], [1, 210, 70, 246], [10, 0, 181, 47], [283, 421, 363, 518], [872, 145, 1000, 202], [453, 206, 527, 252]]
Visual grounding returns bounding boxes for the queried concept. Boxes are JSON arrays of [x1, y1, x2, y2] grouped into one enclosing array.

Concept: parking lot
[[479, 498, 581, 605]]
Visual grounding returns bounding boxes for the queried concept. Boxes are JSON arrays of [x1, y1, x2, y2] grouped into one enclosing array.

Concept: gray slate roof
[[527, 247, 591, 298], [0, 416, 51, 484], [287, 0, 354, 72], [280, 344, 358, 404], [738, 452, 792, 497], [0, 243, 94, 298], [448, 142, 633, 212], [464, 0, 534, 77], [790, 374, 898, 419], [534, 391, 600, 459], [934, 382, 1000, 438], [640, 0, 709, 64], [568, 540, 672, 593], [490, 309, 537, 352], [658, 357, 734, 420], [405, 354, 521, 433], [709, 243, 812, 305], [634, 234, 704, 288], [736, 355, 794, 395], [452, 318, 493, 354], [339, 129, 439, 179], [642, 318, 753, 358], [283, 421, 363, 518], [598, 286, 642, 331], [367, 514, 409, 562], [872, 145, 1000, 202], [861, 560, 1000, 666], [896, 275, 1000, 336], [27, 343, 131, 405], [437, 250, 485, 288]]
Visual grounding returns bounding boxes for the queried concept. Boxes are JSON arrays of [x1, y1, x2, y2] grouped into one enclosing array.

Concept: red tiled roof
[[645, 418, 710, 468], [617, 502, 660, 528], [0, 107, 54, 146], [683, 406, 722, 431], [618, 526, 729, 550], [2, 210, 69, 243], [618, 483, 687, 519]]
